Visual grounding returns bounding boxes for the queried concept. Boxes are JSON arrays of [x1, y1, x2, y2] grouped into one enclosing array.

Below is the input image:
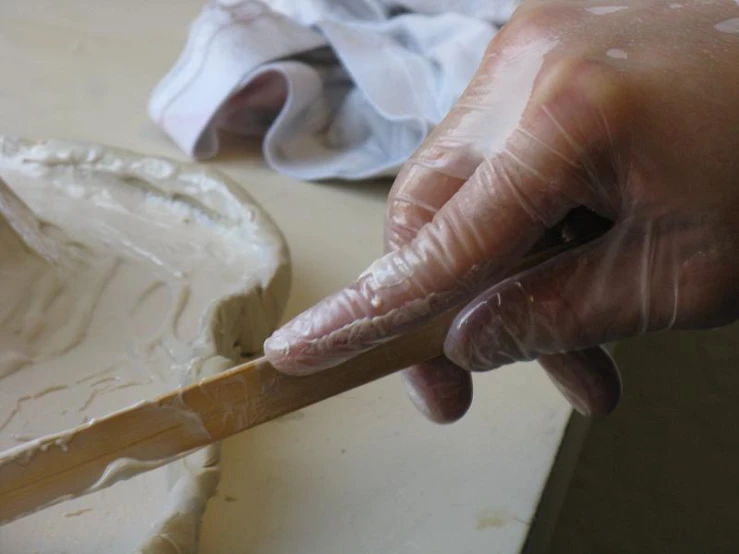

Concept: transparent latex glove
[[265, 0, 739, 421]]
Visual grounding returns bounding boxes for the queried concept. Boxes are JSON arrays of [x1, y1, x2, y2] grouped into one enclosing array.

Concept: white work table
[[0, 2, 586, 552]]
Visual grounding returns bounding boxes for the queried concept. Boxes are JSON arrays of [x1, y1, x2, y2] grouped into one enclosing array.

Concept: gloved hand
[[265, 0, 739, 422]]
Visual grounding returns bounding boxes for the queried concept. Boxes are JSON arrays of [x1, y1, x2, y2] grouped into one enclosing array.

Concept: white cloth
[[149, 0, 520, 180]]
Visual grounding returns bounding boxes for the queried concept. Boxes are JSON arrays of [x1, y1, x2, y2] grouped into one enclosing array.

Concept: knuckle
[[497, 5, 572, 50], [384, 195, 434, 249], [496, 275, 577, 356], [490, 5, 633, 129], [535, 57, 632, 126], [475, 147, 572, 227], [486, 283, 537, 358], [385, 219, 414, 250], [477, 5, 574, 78]]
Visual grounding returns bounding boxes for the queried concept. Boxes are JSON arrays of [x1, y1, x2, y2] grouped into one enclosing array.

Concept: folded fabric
[[149, 0, 520, 180]]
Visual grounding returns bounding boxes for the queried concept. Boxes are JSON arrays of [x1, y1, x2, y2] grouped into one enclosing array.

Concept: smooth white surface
[[0, 2, 574, 552]]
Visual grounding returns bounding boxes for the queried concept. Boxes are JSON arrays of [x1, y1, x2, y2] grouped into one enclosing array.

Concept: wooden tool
[[0, 236, 591, 524]]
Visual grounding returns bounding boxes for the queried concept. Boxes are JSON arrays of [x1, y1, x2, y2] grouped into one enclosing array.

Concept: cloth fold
[[149, 0, 519, 180]]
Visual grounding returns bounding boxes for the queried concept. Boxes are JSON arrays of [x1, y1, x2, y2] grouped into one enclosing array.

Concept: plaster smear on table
[[0, 138, 289, 554]]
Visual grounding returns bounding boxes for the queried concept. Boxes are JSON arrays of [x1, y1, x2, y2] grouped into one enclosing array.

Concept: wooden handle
[[0, 238, 584, 523], [0, 310, 455, 523]]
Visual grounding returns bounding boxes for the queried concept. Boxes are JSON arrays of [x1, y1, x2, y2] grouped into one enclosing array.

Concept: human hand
[[265, 0, 739, 421]]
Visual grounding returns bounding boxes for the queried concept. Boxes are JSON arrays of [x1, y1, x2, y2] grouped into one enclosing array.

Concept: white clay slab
[[0, 136, 290, 553]]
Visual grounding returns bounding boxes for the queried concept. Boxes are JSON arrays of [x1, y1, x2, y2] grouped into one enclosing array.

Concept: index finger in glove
[[383, 122, 475, 424]]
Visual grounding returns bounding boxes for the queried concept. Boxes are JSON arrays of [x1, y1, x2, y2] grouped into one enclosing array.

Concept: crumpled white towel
[[149, 0, 520, 180]]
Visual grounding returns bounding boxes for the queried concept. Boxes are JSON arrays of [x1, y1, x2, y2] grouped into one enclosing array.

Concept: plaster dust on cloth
[[149, 0, 521, 180]]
